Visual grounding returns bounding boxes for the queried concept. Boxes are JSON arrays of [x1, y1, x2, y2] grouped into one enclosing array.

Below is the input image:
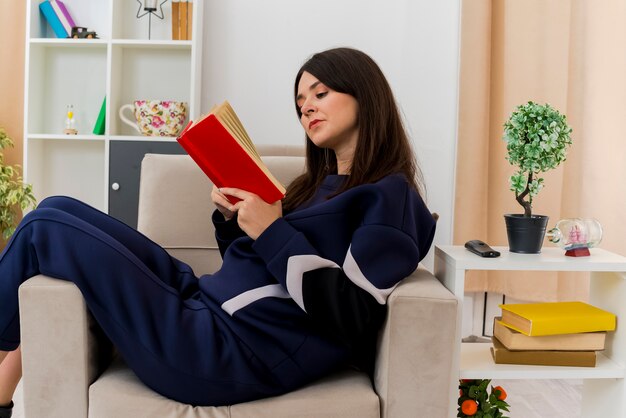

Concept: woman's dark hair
[[283, 47, 424, 211]]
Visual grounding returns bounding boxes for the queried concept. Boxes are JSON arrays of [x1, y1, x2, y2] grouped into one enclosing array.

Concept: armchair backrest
[[137, 147, 305, 274]]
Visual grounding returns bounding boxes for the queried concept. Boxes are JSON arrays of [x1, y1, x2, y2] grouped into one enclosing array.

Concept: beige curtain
[[455, 0, 626, 301], [0, 1, 25, 168], [0, 2, 26, 249]]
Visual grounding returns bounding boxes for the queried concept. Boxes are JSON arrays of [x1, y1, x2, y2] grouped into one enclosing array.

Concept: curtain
[[0, 0, 26, 168], [455, 0, 626, 301]]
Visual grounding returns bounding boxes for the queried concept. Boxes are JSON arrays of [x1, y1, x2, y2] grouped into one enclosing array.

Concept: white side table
[[434, 245, 626, 418]]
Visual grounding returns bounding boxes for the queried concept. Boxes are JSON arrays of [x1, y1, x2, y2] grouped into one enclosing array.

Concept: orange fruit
[[494, 385, 507, 401], [461, 399, 478, 415]]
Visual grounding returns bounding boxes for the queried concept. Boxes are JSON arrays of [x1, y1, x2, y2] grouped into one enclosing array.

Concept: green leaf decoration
[[502, 101, 572, 215]]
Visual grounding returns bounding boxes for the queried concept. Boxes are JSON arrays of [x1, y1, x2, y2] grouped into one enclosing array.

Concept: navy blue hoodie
[[200, 173, 436, 391]]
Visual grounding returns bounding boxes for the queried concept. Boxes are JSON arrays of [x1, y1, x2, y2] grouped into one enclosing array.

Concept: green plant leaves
[[502, 101, 572, 214], [0, 128, 37, 240], [509, 172, 526, 194], [458, 379, 510, 418]]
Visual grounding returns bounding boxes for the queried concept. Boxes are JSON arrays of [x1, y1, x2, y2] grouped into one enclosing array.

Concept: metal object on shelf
[[135, 0, 169, 40]]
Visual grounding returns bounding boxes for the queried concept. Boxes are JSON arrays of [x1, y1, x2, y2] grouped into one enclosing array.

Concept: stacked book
[[171, 0, 193, 40], [491, 301, 616, 367], [39, 0, 76, 39]]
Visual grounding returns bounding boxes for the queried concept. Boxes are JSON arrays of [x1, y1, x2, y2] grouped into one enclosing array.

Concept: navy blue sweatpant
[[0, 196, 278, 406]]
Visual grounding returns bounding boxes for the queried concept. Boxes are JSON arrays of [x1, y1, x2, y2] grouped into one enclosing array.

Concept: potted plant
[[0, 127, 36, 243], [502, 101, 572, 253], [458, 379, 510, 417]]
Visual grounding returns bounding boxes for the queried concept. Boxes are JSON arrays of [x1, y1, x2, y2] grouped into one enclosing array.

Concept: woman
[[0, 47, 435, 415]]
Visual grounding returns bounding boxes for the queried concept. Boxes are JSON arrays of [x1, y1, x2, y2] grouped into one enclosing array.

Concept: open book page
[[213, 102, 261, 161], [212, 102, 284, 193]]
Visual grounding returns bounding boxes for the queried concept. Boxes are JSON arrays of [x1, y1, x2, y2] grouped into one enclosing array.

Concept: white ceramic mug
[[119, 100, 188, 136]]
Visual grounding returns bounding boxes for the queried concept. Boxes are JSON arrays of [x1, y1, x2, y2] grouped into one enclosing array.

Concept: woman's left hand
[[219, 187, 282, 240]]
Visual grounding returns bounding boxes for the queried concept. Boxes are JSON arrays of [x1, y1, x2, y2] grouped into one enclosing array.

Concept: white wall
[[201, 0, 461, 267]]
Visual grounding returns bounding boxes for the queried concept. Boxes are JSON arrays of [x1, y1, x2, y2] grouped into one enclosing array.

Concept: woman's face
[[296, 71, 359, 153]]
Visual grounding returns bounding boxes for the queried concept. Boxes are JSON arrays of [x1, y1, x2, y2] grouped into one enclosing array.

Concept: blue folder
[[39, 1, 68, 38]]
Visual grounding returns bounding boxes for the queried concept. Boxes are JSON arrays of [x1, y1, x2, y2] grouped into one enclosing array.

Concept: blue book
[[39, 1, 68, 38]]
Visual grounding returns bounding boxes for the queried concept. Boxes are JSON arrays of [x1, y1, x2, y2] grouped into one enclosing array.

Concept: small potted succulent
[[0, 127, 37, 243], [503, 101, 572, 253]]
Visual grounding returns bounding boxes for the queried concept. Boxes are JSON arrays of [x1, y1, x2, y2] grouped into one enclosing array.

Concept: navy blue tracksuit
[[0, 174, 435, 406]]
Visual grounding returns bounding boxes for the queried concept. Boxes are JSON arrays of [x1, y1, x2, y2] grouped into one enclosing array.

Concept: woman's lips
[[309, 119, 322, 129]]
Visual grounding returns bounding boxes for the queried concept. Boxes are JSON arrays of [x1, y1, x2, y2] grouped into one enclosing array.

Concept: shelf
[[436, 245, 626, 417], [25, 140, 106, 212], [436, 246, 626, 272], [24, 0, 202, 224], [30, 38, 108, 46], [28, 40, 191, 49], [460, 342, 625, 380], [28, 0, 111, 40], [27, 134, 178, 143], [112, 0, 180, 41], [109, 46, 191, 136], [111, 39, 192, 49], [28, 134, 106, 142], [109, 135, 178, 142], [27, 44, 107, 135]]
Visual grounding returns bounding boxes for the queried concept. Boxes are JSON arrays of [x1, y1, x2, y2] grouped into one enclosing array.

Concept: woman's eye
[[316, 92, 328, 99]]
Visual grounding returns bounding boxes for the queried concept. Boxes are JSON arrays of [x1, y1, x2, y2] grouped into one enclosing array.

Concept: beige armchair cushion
[[88, 358, 378, 418]]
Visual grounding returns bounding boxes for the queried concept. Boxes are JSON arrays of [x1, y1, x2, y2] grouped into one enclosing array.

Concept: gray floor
[[11, 378, 582, 418], [491, 379, 582, 417]]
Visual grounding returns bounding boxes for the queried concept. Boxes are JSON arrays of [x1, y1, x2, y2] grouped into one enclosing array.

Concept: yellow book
[[499, 301, 616, 337]]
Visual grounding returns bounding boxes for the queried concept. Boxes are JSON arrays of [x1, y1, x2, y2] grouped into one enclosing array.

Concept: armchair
[[18, 146, 458, 418]]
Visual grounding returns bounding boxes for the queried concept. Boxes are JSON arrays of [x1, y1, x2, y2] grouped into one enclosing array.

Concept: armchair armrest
[[19, 275, 111, 418], [374, 268, 458, 418]]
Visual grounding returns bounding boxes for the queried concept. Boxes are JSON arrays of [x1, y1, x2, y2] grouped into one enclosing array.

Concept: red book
[[176, 101, 286, 204]]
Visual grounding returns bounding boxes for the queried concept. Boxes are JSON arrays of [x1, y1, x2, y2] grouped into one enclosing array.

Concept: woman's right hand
[[211, 185, 236, 220]]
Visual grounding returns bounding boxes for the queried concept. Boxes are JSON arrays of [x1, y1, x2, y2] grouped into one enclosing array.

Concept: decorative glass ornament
[[546, 218, 603, 257]]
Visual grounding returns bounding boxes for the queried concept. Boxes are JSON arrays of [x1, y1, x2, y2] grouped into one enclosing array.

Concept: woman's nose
[[301, 100, 315, 115]]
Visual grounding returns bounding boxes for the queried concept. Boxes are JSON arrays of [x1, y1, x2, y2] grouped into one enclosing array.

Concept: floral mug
[[119, 100, 188, 136]]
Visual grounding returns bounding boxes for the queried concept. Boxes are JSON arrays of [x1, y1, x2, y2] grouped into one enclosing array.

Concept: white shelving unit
[[23, 0, 203, 212], [434, 245, 626, 417]]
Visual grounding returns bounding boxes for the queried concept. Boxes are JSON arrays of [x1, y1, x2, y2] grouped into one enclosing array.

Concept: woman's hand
[[219, 188, 282, 240], [211, 185, 236, 220]]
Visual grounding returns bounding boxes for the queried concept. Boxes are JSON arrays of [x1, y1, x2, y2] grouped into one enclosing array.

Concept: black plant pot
[[504, 214, 549, 254]]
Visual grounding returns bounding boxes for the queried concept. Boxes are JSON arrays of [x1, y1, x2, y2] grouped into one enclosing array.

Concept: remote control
[[464, 240, 501, 258]]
